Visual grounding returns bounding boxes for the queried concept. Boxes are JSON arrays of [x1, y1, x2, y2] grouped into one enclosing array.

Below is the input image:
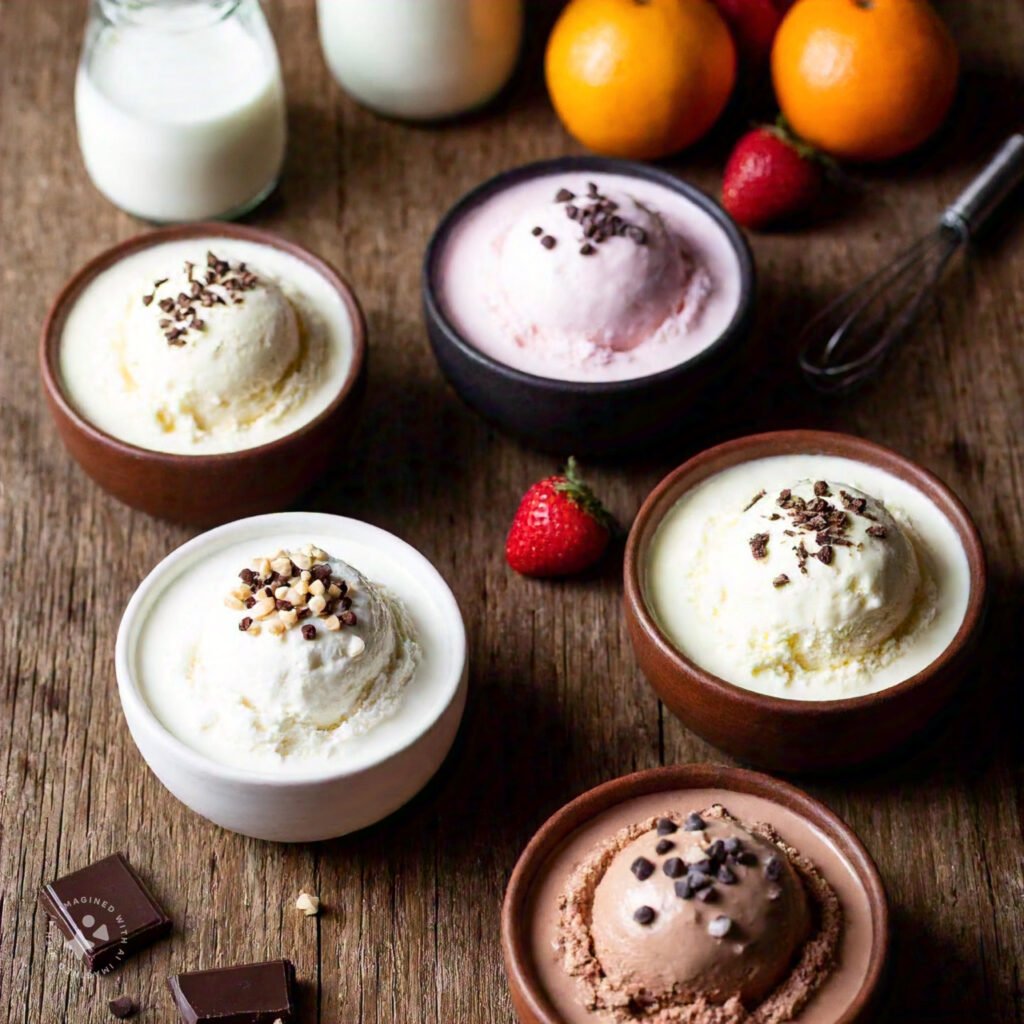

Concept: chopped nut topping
[[229, 547, 362, 643]]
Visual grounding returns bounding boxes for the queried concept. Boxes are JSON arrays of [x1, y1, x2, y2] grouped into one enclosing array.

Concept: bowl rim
[[421, 155, 756, 394], [501, 763, 890, 1024], [624, 429, 988, 715], [39, 221, 368, 464], [114, 511, 468, 788]]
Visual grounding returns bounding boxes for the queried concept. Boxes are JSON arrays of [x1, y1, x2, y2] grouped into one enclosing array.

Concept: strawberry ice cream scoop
[[493, 183, 706, 360]]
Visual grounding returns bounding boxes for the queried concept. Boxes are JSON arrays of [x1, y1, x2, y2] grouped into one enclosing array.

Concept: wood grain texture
[[1, 1, 1022, 1021]]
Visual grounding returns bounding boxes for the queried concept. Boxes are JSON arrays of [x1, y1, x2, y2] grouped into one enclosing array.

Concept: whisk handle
[[942, 132, 1024, 237]]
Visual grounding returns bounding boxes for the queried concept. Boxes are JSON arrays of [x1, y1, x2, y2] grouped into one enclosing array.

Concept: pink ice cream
[[438, 172, 742, 383]]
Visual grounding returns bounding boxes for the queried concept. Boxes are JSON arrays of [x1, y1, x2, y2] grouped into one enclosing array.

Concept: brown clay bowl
[[40, 223, 367, 525], [624, 430, 987, 773], [502, 763, 889, 1024]]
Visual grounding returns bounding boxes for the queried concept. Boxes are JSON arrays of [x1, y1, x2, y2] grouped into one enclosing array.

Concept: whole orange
[[545, 0, 737, 159], [772, 0, 959, 161]]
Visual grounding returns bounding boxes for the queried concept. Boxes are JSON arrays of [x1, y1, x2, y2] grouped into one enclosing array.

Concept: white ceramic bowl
[[115, 512, 467, 842]]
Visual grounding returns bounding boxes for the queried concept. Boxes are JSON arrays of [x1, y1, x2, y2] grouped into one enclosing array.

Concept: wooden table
[[2, 1, 1022, 1020]]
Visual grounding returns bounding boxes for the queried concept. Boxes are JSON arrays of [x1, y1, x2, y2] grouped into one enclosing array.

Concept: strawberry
[[505, 458, 615, 578], [709, 0, 782, 69], [722, 122, 824, 229]]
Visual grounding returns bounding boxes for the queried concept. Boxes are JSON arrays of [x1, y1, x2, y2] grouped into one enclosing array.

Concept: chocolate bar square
[[168, 959, 297, 1023], [39, 852, 171, 973]]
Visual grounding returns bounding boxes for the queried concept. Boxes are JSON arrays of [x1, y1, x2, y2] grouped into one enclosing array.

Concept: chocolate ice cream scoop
[[590, 814, 811, 1006]]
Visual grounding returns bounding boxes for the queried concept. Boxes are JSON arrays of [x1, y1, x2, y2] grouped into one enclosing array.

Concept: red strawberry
[[709, 0, 782, 69], [722, 122, 824, 229], [505, 458, 615, 578]]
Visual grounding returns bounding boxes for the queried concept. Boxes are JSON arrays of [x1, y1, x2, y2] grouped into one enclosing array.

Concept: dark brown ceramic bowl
[[624, 431, 987, 773], [40, 223, 367, 525], [502, 763, 889, 1024]]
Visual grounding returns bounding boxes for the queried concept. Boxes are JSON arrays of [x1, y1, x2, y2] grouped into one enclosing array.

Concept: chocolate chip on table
[[656, 818, 678, 835], [708, 915, 733, 938], [631, 857, 655, 881], [765, 855, 783, 881], [655, 839, 675, 855], [633, 906, 656, 926], [683, 812, 705, 832], [108, 996, 136, 1019], [662, 857, 686, 879]]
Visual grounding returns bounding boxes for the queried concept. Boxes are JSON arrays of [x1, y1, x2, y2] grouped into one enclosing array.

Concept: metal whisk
[[798, 132, 1024, 393]]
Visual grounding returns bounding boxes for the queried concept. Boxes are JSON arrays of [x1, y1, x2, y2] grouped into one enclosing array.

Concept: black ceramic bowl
[[422, 157, 755, 455]]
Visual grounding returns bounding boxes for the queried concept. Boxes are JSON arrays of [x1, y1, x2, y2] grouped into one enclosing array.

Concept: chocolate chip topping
[[655, 839, 675, 855], [633, 905, 656, 926], [749, 533, 770, 560], [656, 818, 678, 835], [743, 489, 767, 512], [683, 812, 706, 832], [144, 253, 259, 347], [765, 855, 783, 881], [662, 857, 686, 879], [631, 857, 655, 881]]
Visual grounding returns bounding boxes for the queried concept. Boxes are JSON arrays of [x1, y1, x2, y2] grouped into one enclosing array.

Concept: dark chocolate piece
[[765, 855, 783, 881], [654, 839, 675, 855], [39, 853, 171, 973], [683, 812, 705, 832], [167, 959, 296, 1024], [655, 818, 678, 835]]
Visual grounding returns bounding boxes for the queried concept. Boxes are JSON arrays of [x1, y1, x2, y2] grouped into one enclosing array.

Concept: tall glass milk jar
[[76, 0, 287, 222], [317, 0, 523, 121]]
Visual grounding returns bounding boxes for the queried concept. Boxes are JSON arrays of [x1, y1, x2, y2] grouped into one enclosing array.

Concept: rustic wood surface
[[1, 1, 1022, 1021]]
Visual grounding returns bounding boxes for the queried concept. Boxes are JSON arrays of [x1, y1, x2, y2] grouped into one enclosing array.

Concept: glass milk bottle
[[317, 0, 523, 121], [76, 0, 287, 222]]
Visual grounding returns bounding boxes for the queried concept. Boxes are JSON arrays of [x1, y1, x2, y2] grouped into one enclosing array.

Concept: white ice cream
[[59, 238, 355, 455], [189, 544, 419, 761], [646, 455, 972, 700]]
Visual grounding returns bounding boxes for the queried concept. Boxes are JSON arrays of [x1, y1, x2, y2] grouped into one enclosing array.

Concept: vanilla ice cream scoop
[[684, 479, 920, 677], [494, 182, 704, 356], [120, 252, 300, 433], [590, 811, 811, 1006], [188, 544, 419, 761]]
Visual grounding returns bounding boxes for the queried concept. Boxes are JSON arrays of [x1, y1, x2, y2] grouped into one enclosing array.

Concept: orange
[[545, 0, 737, 160], [771, 0, 959, 162]]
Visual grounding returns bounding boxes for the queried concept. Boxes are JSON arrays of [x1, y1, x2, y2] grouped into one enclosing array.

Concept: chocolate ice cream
[[558, 806, 841, 1023]]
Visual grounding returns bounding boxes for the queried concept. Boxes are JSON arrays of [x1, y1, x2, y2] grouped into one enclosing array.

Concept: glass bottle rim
[[96, 0, 244, 31]]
